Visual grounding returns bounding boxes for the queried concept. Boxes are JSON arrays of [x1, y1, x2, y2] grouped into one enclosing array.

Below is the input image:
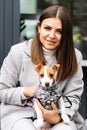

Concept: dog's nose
[[45, 82, 49, 87]]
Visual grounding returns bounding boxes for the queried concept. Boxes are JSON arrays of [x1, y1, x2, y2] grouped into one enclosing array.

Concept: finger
[[51, 102, 58, 111], [34, 99, 45, 111]]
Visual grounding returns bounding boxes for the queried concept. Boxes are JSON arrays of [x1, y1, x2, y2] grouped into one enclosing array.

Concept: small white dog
[[33, 63, 70, 130]]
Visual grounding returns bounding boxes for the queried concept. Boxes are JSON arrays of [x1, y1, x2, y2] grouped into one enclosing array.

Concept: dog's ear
[[52, 64, 60, 71], [34, 63, 43, 72]]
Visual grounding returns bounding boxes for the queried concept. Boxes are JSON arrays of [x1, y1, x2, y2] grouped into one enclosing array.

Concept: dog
[[33, 63, 70, 130]]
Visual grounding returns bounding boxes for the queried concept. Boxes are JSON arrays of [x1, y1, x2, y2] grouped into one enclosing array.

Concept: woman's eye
[[57, 29, 62, 34], [44, 27, 51, 30]]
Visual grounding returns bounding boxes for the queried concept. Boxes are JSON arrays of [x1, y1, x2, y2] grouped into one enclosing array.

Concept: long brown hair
[[31, 5, 78, 81]]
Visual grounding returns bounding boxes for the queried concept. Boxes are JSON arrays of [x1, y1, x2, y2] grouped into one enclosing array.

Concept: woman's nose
[[49, 31, 55, 38]]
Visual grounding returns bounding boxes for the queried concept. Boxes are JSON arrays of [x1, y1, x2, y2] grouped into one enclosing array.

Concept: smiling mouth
[[46, 40, 56, 45]]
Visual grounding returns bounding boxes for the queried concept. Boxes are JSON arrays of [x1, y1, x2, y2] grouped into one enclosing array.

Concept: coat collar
[[23, 39, 33, 57]]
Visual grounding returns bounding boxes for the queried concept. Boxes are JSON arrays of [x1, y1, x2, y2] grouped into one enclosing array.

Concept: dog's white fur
[[33, 64, 70, 130]]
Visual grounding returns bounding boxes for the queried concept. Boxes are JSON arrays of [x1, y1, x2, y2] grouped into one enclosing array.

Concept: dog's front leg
[[58, 97, 70, 124], [33, 101, 44, 129]]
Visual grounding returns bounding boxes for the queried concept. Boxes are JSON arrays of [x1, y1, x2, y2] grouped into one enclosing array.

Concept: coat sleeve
[[0, 45, 30, 106], [63, 49, 84, 119]]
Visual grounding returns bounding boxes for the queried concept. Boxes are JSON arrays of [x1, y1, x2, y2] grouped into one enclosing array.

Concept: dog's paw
[[62, 114, 70, 124], [33, 119, 43, 129]]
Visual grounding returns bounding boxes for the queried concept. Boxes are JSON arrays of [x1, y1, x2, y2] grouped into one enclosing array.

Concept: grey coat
[[0, 40, 84, 130]]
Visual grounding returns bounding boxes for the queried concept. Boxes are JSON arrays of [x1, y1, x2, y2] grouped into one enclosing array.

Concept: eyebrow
[[44, 25, 62, 30], [57, 28, 62, 31]]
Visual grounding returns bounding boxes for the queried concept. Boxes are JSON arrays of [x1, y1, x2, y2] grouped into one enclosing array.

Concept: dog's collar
[[39, 82, 62, 98], [39, 82, 61, 92]]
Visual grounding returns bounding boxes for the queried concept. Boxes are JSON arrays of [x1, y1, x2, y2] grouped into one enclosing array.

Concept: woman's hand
[[23, 83, 39, 97], [34, 99, 61, 124]]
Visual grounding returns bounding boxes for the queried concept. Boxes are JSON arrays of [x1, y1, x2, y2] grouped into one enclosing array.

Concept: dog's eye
[[40, 74, 44, 77], [49, 73, 54, 78]]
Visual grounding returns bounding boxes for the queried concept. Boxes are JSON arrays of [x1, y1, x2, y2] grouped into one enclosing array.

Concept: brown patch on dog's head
[[52, 64, 60, 72], [47, 64, 60, 79], [34, 63, 43, 72], [35, 63, 60, 79], [34, 63, 44, 78]]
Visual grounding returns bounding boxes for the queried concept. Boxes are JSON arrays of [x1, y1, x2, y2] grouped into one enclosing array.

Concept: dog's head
[[34, 63, 60, 89]]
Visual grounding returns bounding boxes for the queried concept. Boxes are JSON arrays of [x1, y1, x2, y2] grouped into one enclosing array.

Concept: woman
[[0, 5, 84, 130]]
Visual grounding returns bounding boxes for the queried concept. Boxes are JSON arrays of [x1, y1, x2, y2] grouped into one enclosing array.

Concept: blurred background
[[0, 0, 87, 128]]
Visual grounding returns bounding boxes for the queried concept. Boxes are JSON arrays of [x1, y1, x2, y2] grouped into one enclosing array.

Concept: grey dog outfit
[[35, 82, 62, 110]]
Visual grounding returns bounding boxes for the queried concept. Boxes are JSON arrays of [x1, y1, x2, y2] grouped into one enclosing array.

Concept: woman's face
[[38, 17, 62, 50]]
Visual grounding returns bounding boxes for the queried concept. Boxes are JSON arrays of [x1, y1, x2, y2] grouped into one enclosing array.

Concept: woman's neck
[[42, 47, 57, 56], [42, 47, 57, 66]]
